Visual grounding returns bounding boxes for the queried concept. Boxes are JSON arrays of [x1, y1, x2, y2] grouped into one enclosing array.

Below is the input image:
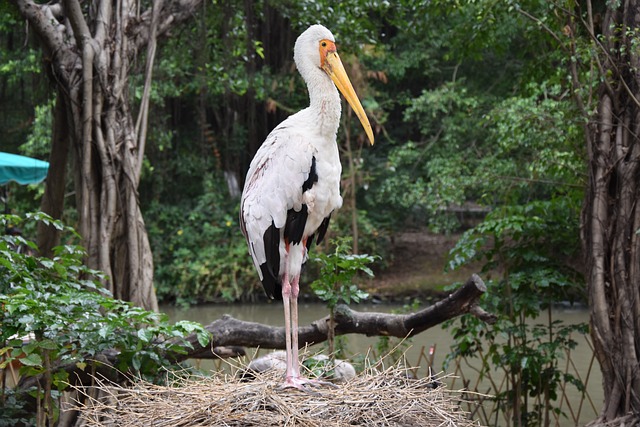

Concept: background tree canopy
[[1, 0, 584, 305]]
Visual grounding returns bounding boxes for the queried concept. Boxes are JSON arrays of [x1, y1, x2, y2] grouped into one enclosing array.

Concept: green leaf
[[197, 330, 211, 348], [37, 339, 59, 350], [21, 353, 43, 367], [137, 328, 153, 343], [131, 354, 142, 371]]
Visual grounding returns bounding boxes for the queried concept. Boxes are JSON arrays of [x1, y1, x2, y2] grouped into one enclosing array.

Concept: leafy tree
[[356, 0, 557, 232], [486, 0, 640, 422], [367, 2, 588, 425], [369, 81, 490, 231], [0, 3, 49, 156], [446, 198, 586, 426], [0, 213, 210, 425], [147, 174, 257, 305], [7, 0, 209, 310]]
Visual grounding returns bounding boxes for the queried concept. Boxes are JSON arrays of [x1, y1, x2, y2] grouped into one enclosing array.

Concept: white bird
[[240, 24, 374, 389]]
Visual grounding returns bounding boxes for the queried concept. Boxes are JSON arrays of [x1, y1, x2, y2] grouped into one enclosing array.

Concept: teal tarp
[[0, 152, 49, 185]]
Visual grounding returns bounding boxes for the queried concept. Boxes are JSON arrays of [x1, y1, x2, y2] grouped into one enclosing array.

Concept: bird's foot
[[280, 375, 339, 393]]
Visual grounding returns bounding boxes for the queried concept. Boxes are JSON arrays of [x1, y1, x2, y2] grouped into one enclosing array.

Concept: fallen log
[[16, 274, 492, 392], [177, 273, 493, 362]]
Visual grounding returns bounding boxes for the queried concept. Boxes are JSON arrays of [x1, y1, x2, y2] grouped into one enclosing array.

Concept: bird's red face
[[318, 39, 374, 145], [319, 39, 337, 69]]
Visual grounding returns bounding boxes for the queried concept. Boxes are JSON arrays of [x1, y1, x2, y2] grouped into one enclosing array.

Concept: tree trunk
[[12, 0, 203, 310], [37, 93, 70, 258], [581, 1, 640, 423]]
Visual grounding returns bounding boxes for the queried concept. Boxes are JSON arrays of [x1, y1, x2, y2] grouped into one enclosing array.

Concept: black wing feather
[[302, 156, 318, 192], [286, 155, 317, 245], [260, 222, 282, 300], [315, 214, 332, 245], [306, 213, 332, 250], [284, 205, 308, 245]]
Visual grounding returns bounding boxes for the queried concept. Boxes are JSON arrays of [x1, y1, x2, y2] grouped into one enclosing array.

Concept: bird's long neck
[[306, 74, 342, 138]]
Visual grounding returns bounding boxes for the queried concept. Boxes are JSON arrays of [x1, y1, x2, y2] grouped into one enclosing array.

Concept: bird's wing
[[240, 129, 317, 289]]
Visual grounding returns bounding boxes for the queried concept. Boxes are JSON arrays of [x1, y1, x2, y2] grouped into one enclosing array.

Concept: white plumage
[[240, 24, 373, 389], [241, 130, 341, 282]]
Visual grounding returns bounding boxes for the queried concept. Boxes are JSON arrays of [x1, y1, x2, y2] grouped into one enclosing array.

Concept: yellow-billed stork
[[240, 24, 374, 389]]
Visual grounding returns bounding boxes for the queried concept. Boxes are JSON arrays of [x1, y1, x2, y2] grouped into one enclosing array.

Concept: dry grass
[[72, 358, 482, 427]]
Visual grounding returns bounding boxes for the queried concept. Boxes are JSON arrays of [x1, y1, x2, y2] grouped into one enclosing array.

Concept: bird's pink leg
[[280, 271, 297, 384], [280, 246, 333, 390], [286, 273, 336, 390], [281, 272, 310, 389], [279, 273, 311, 389], [290, 273, 301, 379]]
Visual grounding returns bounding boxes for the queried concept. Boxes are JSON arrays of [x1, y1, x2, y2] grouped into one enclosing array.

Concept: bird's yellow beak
[[322, 50, 375, 145]]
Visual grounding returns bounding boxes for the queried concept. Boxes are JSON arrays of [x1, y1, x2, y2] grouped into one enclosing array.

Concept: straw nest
[[73, 359, 481, 427]]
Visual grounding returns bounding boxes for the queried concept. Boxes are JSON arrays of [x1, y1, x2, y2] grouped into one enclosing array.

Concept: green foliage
[[444, 196, 586, 425], [0, 388, 31, 427], [311, 237, 374, 356], [446, 309, 588, 426], [147, 174, 258, 305], [365, 73, 583, 233], [330, 208, 391, 270], [311, 237, 373, 310], [21, 98, 54, 159], [449, 197, 583, 296], [0, 44, 40, 86], [478, 82, 585, 205], [369, 81, 489, 231], [0, 213, 211, 421], [277, 0, 382, 48], [0, 4, 49, 160]]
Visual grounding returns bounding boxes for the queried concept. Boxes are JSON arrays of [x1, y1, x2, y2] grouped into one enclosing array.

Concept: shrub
[[0, 213, 210, 424]]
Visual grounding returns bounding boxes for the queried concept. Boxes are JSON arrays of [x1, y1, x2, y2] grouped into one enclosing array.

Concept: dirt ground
[[366, 229, 480, 301]]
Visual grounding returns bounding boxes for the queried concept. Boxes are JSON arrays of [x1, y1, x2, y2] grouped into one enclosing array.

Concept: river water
[[162, 302, 603, 425]]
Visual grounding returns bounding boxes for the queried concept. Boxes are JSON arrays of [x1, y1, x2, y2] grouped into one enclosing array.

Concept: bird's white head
[[293, 25, 374, 145], [293, 25, 335, 79]]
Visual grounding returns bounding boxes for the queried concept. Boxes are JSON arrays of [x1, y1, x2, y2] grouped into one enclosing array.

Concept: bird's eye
[[321, 41, 327, 47]]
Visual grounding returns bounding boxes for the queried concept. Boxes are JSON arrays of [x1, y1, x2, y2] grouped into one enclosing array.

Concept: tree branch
[[15, 274, 491, 398], [134, 0, 163, 185], [61, 0, 91, 49], [176, 274, 492, 362], [129, 0, 204, 50], [10, 0, 69, 57], [62, 0, 97, 260]]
